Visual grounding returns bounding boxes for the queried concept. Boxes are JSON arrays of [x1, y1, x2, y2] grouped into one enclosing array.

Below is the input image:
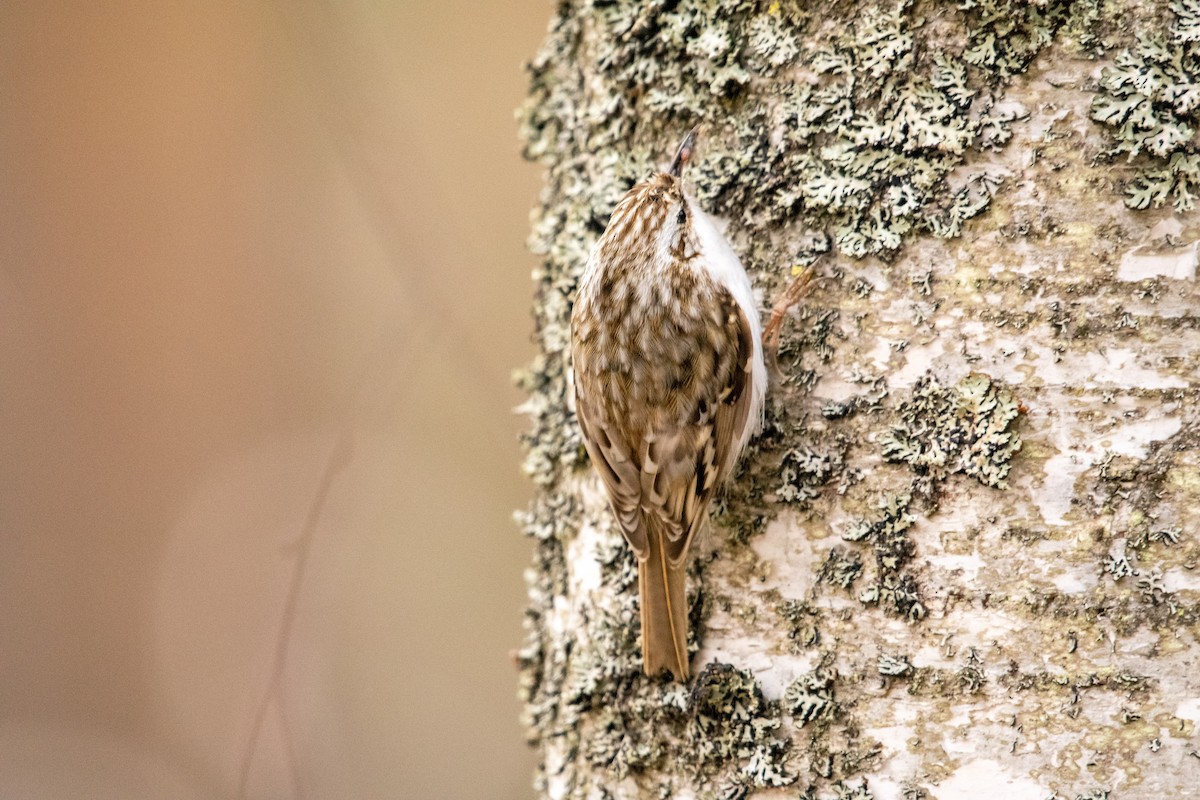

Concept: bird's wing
[[643, 292, 755, 567], [574, 371, 649, 558]]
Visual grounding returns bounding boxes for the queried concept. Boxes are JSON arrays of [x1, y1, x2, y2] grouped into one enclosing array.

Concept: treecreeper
[[570, 130, 767, 680]]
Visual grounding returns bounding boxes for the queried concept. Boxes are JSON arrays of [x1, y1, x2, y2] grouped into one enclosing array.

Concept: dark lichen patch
[[1090, 0, 1200, 211], [861, 565, 928, 622], [1015, 580, 1200, 644], [775, 305, 844, 387], [822, 373, 1024, 622], [1045, 300, 1169, 343], [842, 491, 928, 621], [713, 350, 846, 551], [1081, 416, 1200, 625], [880, 373, 1024, 488], [568, 545, 649, 687], [710, 440, 783, 548], [777, 444, 845, 505], [1060, 0, 1107, 56], [833, 779, 877, 800], [819, 546, 865, 590], [576, 681, 687, 780], [688, 663, 797, 792], [778, 599, 822, 651], [845, 490, 916, 546], [804, 736, 885, 790]]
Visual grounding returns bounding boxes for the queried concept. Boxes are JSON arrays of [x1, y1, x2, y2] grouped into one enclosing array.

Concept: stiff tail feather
[[638, 520, 688, 680]]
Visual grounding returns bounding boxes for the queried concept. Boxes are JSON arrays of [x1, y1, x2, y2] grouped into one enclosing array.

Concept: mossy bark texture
[[516, 2, 1200, 798]]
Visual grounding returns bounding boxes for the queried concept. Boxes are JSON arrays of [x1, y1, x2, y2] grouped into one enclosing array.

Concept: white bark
[[517, 2, 1200, 798]]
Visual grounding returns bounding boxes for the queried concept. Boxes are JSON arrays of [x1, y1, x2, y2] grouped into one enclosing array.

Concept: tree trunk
[[515, 2, 1200, 798]]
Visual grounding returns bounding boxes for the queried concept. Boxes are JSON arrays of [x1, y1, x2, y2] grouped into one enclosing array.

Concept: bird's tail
[[638, 520, 689, 680]]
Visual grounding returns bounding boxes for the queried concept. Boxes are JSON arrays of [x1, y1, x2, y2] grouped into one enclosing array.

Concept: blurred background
[[0, 2, 549, 798]]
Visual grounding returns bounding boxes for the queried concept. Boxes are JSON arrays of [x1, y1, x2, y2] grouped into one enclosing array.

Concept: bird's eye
[[676, 207, 686, 224]]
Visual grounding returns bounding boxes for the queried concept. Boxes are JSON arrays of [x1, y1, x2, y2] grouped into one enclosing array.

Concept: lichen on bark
[[516, 1, 1200, 798]]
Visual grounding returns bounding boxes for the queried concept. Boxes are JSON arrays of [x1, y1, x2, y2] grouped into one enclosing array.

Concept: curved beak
[[668, 126, 699, 177]]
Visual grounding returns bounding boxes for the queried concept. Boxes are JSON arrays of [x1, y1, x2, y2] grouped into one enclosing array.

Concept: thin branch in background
[[279, 686, 307, 800], [236, 433, 355, 800]]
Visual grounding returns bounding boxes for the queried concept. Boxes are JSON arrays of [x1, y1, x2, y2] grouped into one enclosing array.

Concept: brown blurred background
[[0, 2, 549, 798]]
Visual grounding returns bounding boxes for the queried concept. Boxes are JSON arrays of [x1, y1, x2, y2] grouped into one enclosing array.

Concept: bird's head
[[602, 128, 701, 264]]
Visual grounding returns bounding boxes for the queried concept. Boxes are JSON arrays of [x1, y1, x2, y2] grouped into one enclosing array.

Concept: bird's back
[[572, 254, 743, 452]]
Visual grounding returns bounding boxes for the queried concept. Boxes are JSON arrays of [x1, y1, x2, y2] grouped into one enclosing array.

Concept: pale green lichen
[[877, 653, 914, 677], [767, 2, 999, 256], [960, 0, 1069, 78], [782, 664, 838, 725], [1091, 0, 1200, 210], [860, 572, 926, 621], [880, 373, 1024, 488]]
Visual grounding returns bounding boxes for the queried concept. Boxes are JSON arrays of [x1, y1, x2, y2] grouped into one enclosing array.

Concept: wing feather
[[575, 374, 648, 558]]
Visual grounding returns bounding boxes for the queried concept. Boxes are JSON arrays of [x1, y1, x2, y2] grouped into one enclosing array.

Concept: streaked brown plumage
[[570, 130, 766, 680]]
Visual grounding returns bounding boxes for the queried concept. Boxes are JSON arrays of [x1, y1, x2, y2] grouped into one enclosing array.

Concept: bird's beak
[[668, 126, 699, 178]]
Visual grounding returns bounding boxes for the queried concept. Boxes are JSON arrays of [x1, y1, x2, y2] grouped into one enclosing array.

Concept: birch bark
[[517, 2, 1200, 798]]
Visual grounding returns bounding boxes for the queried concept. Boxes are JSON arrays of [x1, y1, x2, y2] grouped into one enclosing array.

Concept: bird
[[570, 129, 767, 680]]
